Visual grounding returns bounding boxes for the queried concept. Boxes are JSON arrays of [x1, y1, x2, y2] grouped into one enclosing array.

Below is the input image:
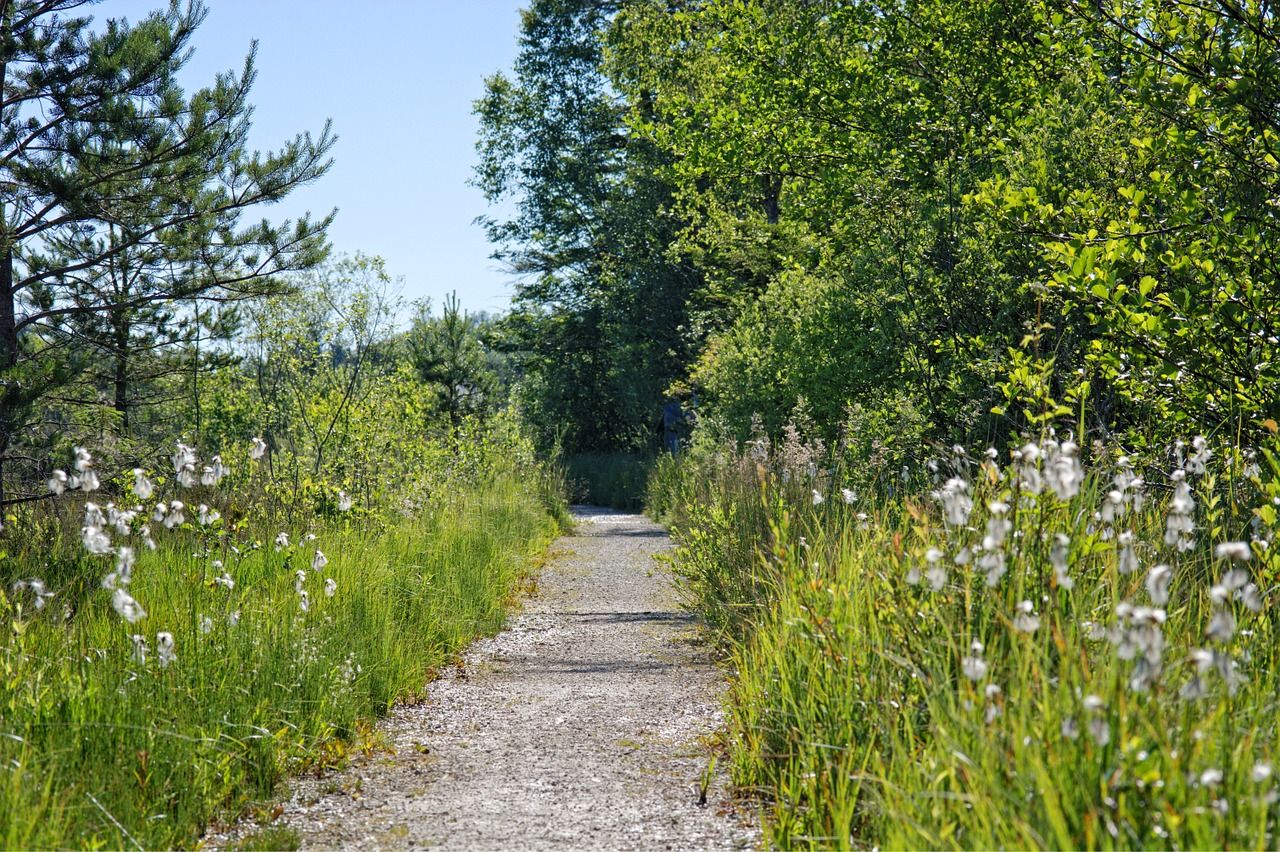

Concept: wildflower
[[980, 550, 1006, 587], [925, 547, 945, 564], [202, 456, 225, 486], [933, 477, 973, 527], [173, 442, 197, 474], [905, 565, 922, 586], [311, 550, 328, 572], [115, 547, 136, 586], [199, 615, 214, 634], [1200, 768, 1224, 787], [1117, 531, 1139, 574], [215, 572, 235, 591], [156, 632, 176, 667], [1146, 564, 1172, 605], [1222, 567, 1249, 591], [80, 469, 100, 492], [109, 506, 136, 536], [1100, 490, 1127, 524], [1181, 676, 1208, 701], [198, 505, 221, 526], [82, 524, 111, 555], [840, 488, 856, 505], [72, 446, 92, 473], [1206, 609, 1236, 643], [324, 577, 337, 597], [131, 634, 148, 664], [1046, 441, 1084, 500], [1051, 534, 1074, 590], [338, 490, 354, 512], [954, 546, 971, 565], [164, 500, 185, 529], [228, 610, 241, 627], [132, 469, 154, 500], [962, 640, 987, 681], [1061, 718, 1080, 740], [1083, 694, 1105, 713], [1240, 583, 1263, 612], [304, 533, 316, 542], [153, 503, 167, 523], [1013, 600, 1040, 634], [48, 469, 68, 495], [1253, 763, 1272, 783], [274, 532, 289, 552], [112, 588, 147, 623], [1215, 541, 1251, 562], [926, 564, 947, 592], [295, 569, 307, 592], [250, 436, 268, 460], [1088, 717, 1111, 746], [298, 590, 310, 612], [1187, 436, 1212, 475]]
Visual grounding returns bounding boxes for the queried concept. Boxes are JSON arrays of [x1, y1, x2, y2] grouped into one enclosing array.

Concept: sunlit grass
[[655, 431, 1280, 849], [0, 461, 556, 848]]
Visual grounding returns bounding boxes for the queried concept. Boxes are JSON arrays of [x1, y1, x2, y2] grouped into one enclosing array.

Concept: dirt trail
[[233, 506, 758, 850]]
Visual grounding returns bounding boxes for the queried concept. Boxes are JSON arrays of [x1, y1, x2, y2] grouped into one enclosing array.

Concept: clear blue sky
[[104, 0, 527, 316]]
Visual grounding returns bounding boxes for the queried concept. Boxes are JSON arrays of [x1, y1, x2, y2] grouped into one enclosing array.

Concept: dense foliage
[[479, 0, 1280, 461]]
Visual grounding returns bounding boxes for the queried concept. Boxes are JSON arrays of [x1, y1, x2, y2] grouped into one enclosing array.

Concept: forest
[[2, 0, 1279, 847]]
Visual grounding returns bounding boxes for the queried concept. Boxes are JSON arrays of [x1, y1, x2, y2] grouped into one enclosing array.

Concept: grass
[[0, 473, 557, 849], [653, 432, 1280, 848]]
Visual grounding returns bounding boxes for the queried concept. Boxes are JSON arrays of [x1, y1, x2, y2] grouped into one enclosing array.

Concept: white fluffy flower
[[324, 577, 337, 597], [312, 550, 328, 572], [132, 468, 154, 500], [48, 469, 68, 496], [113, 588, 147, 623], [163, 500, 185, 529], [1214, 541, 1251, 562], [131, 634, 148, 664], [156, 631, 176, 667], [338, 490, 353, 512], [249, 437, 268, 461]]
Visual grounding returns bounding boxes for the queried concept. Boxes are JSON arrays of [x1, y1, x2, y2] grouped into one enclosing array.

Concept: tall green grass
[[654, 433, 1280, 848], [0, 476, 556, 849]]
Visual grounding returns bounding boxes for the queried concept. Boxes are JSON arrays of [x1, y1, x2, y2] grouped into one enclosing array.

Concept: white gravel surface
[[213, 506, 759, 850]]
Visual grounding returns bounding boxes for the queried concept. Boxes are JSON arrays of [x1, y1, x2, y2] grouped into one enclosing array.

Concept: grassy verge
[[0, 474, 556, 849], [653, 434, 1280, 848]]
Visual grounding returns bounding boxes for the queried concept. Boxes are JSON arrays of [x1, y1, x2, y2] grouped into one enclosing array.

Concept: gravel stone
[[212, 506, 759, 850]]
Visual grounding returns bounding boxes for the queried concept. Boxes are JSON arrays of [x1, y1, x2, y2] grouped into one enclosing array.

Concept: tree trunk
[[0, 246, 17, 507], [760, 174, 782, 225], [114, 313, 130, 433]]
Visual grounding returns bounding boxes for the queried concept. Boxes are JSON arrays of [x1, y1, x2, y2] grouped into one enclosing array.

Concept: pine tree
[[0, 0, 334, 502]]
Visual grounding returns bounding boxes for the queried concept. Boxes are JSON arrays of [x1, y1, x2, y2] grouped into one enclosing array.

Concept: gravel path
[[227, 506, 759, 850]]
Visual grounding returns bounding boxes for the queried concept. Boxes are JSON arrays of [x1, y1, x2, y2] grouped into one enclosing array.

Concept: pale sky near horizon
[[104, 0, 528, 318]]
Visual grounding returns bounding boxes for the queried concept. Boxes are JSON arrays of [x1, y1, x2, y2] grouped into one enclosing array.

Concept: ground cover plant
[[652, 410, 1280, 848], [0, 425, 559, 849]]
